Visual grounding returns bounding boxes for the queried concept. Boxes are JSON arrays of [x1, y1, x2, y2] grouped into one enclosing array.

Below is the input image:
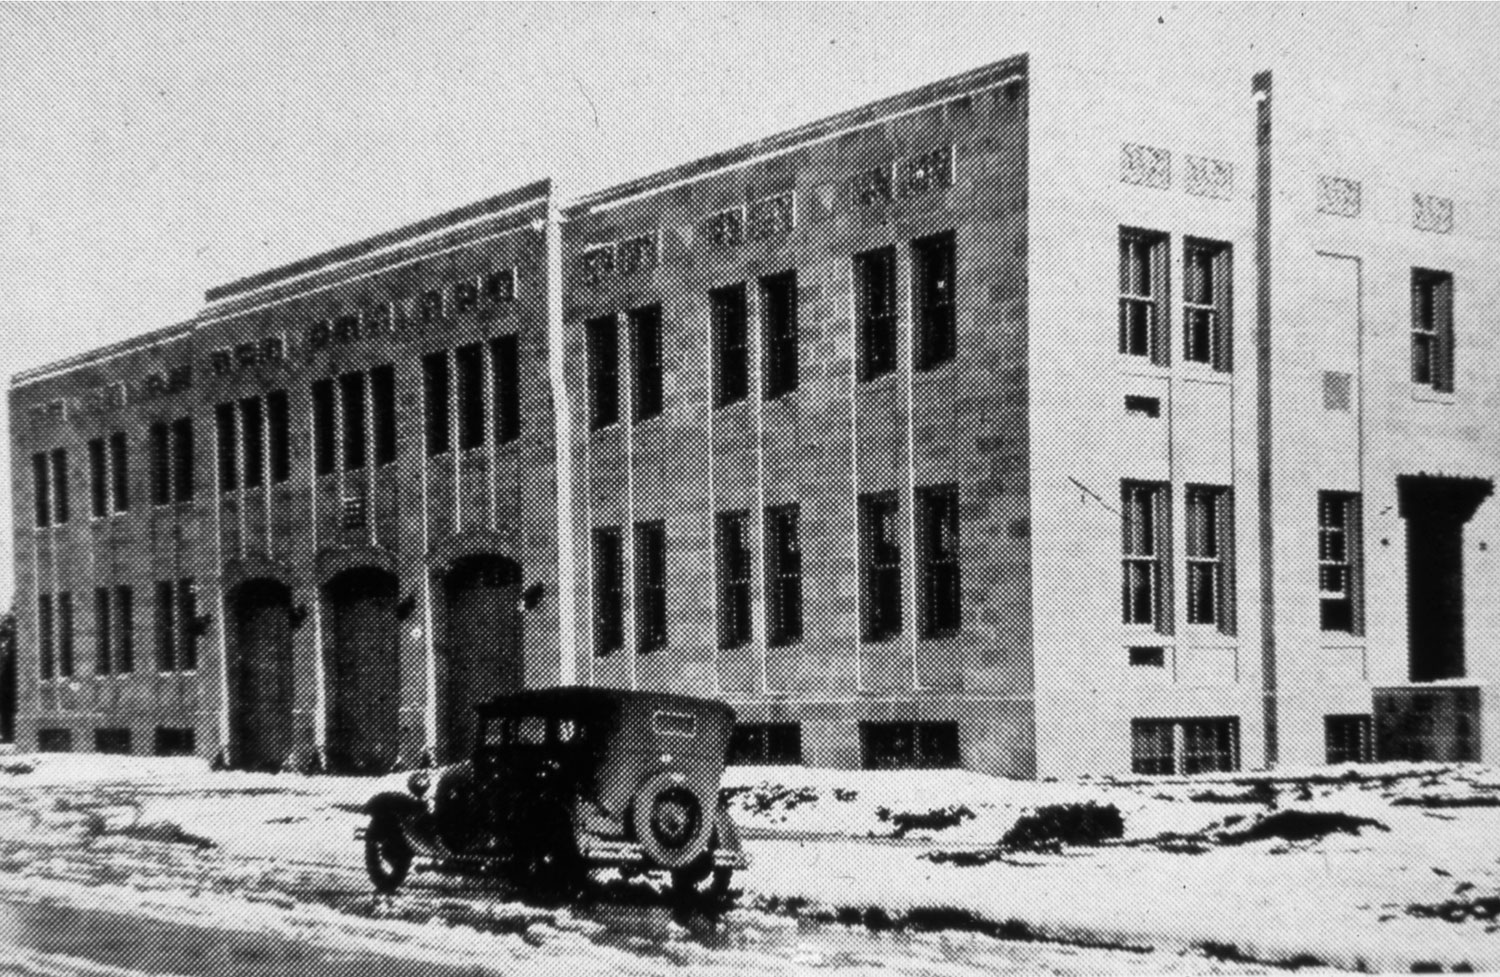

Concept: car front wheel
[[364, 823, 412, 893]]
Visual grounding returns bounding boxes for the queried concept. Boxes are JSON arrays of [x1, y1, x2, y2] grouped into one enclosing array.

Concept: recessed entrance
[[440, 554, 523, 761], [1398, 475, 1493, 683], [324, 566, 401, 773], [227, 578, 295, 771]]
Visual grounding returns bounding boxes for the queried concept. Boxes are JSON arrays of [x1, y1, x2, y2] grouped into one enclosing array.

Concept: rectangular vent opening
[[1323, 371, 1353, 411], [341, 494, 368, 531], [1125, 394, 1161, 418], [1128, 646, 1166, 668]]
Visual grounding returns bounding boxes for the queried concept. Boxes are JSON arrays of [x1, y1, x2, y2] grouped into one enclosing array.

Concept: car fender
[[364, 790, 427, 827], [714, 804, 743, 854]]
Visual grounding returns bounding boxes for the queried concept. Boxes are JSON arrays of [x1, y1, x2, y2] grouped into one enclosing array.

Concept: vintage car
[[360, 687, 748, 898]]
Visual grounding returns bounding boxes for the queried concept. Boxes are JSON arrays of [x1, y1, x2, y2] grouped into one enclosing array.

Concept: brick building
[[10, 54, 1500, 776]]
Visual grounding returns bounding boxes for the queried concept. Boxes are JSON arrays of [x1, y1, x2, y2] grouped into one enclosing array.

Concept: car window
[[516, 716, 547, 745], [556, 719, 578, 743], [481, 721, 507, 746], [653, 711, 697, 738]]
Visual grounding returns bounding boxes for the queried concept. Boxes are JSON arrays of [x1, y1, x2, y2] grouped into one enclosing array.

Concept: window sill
[[1177, 366, 1232, 385], [1411, 386, 1455, 405]]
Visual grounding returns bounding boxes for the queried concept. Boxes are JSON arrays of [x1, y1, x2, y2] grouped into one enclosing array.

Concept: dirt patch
[[721, 783, 820, 817], [1393, 795, 1500, 809], [875, 804, 975, 838], [999, 802, 1125, 853], [1217, 810, 1387, 846]]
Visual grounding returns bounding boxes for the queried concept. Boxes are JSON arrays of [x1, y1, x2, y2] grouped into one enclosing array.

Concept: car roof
[[473, 686, 734, 722]]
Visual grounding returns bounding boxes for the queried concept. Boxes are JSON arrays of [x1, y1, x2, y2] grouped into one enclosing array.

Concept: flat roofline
[[565, 53, 1027, 215], [204, 178, 551, 305], [10, 320, 196, 390]]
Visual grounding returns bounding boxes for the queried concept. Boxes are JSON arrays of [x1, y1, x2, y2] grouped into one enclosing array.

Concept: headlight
[[407, 771, 431, 797]]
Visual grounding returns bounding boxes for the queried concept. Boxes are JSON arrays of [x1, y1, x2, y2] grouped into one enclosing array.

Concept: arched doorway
[[324, 566, 400, 773], [440, 555, 523, 761], [226, 578, 295, 771]]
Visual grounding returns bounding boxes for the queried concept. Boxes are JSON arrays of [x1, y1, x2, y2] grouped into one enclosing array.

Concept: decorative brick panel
[[746, 193, 795, 241], [899, 145, 954, 198], [1120, 143, 1171, 189], [1316, 175, 1361, 218], [854, 167, 893, 208], [1184, 155, 1233, 200], [1413, 192, 1454, 234], [703, 208, 744, 249], [578, 245, 614, 287], [616, 233, 658, 276]]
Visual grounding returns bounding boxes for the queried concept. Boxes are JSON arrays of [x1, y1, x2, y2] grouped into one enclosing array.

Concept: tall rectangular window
[[312, 378, 336, 476], [1122, 481, 1171, 631], [1412, 269, 1454, 392], [32, 452, 51, 527], [216, 403, 238, 492], [1119, 229, 1169, 365], [635, 521, 667, 653], [860, 493, 902, 641], [630, 304, 664, 422], [766, 504, 803, 647], [176, 579, 198, 671], [155, 580, 176, 672], [150, 421, 171, 505], [1185, 486, 1236, 632], [761, 271, 799, 399], [913, 231, 956, 370], [592, 528, 624, 655], [50, 448, 69, 524], [856, 246, 898, 381], [490, 335, 520, 444], [114, 585, 134, 674], [94, 587, 112, 674], [455, 343, 485, 450], [109, 431, 129, 511], [587, 316, 619, 431], [267, 390, 292, 482], [919, 484, 961, 637], [56, 591, 74, 678], [1318, 490, 1362, 634], [423, 352, 451, 456], [170, 418, 193, 502], [37, 593, 54, 679], [339, 372, 368, 471], [716, 511, 752, 649], [369, 366, 396, 465], [711, 284, 749, 408], [241, 397, 265, 488], [1184, 239, 1232, 370], [89, 437, 107, 518]]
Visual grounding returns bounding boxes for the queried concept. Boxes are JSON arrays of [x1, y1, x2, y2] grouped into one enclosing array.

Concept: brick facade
[[9, 54, 1500, 776]]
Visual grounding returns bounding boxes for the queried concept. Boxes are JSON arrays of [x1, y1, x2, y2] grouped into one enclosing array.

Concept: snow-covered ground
[[4, 754, 1500, 973]]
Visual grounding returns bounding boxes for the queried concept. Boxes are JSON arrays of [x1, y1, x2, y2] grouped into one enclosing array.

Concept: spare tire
[[632, 772, 716, 870]]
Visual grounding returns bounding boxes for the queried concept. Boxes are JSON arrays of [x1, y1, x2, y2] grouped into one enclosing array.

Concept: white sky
[[1, 2, 1497, 606]]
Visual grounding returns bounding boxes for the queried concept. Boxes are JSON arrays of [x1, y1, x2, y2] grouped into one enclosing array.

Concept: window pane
[[857, 247, 897, 380], [422, 352, 451, 456], [267, 390, 291, 482], [312, 379, 336, 475], [340, 372, 368, 470], [490, 336, 520, 444], [109, 432, 129, 512], [171, 419, 194, 502], [631, 305, 663, 422], [712, 284, 749, 407], [241, 397, 265, 488], [50, 448, 69, 524], [455, 343, 484, 450], [369, 367, 396, 465], [761, 271, 798, 398], [587, 316, 619, 430]]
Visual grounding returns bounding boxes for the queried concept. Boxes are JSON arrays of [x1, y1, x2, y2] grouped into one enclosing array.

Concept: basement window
[[861, 722, 960, 770], [1124, 394, 1160, 418], [729, 723, 804, 765], [1131, 718, 1240, 775], [1325, 714, 1375, 764], [94, 728, 132, 755], [153, 728, 195, 756]]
